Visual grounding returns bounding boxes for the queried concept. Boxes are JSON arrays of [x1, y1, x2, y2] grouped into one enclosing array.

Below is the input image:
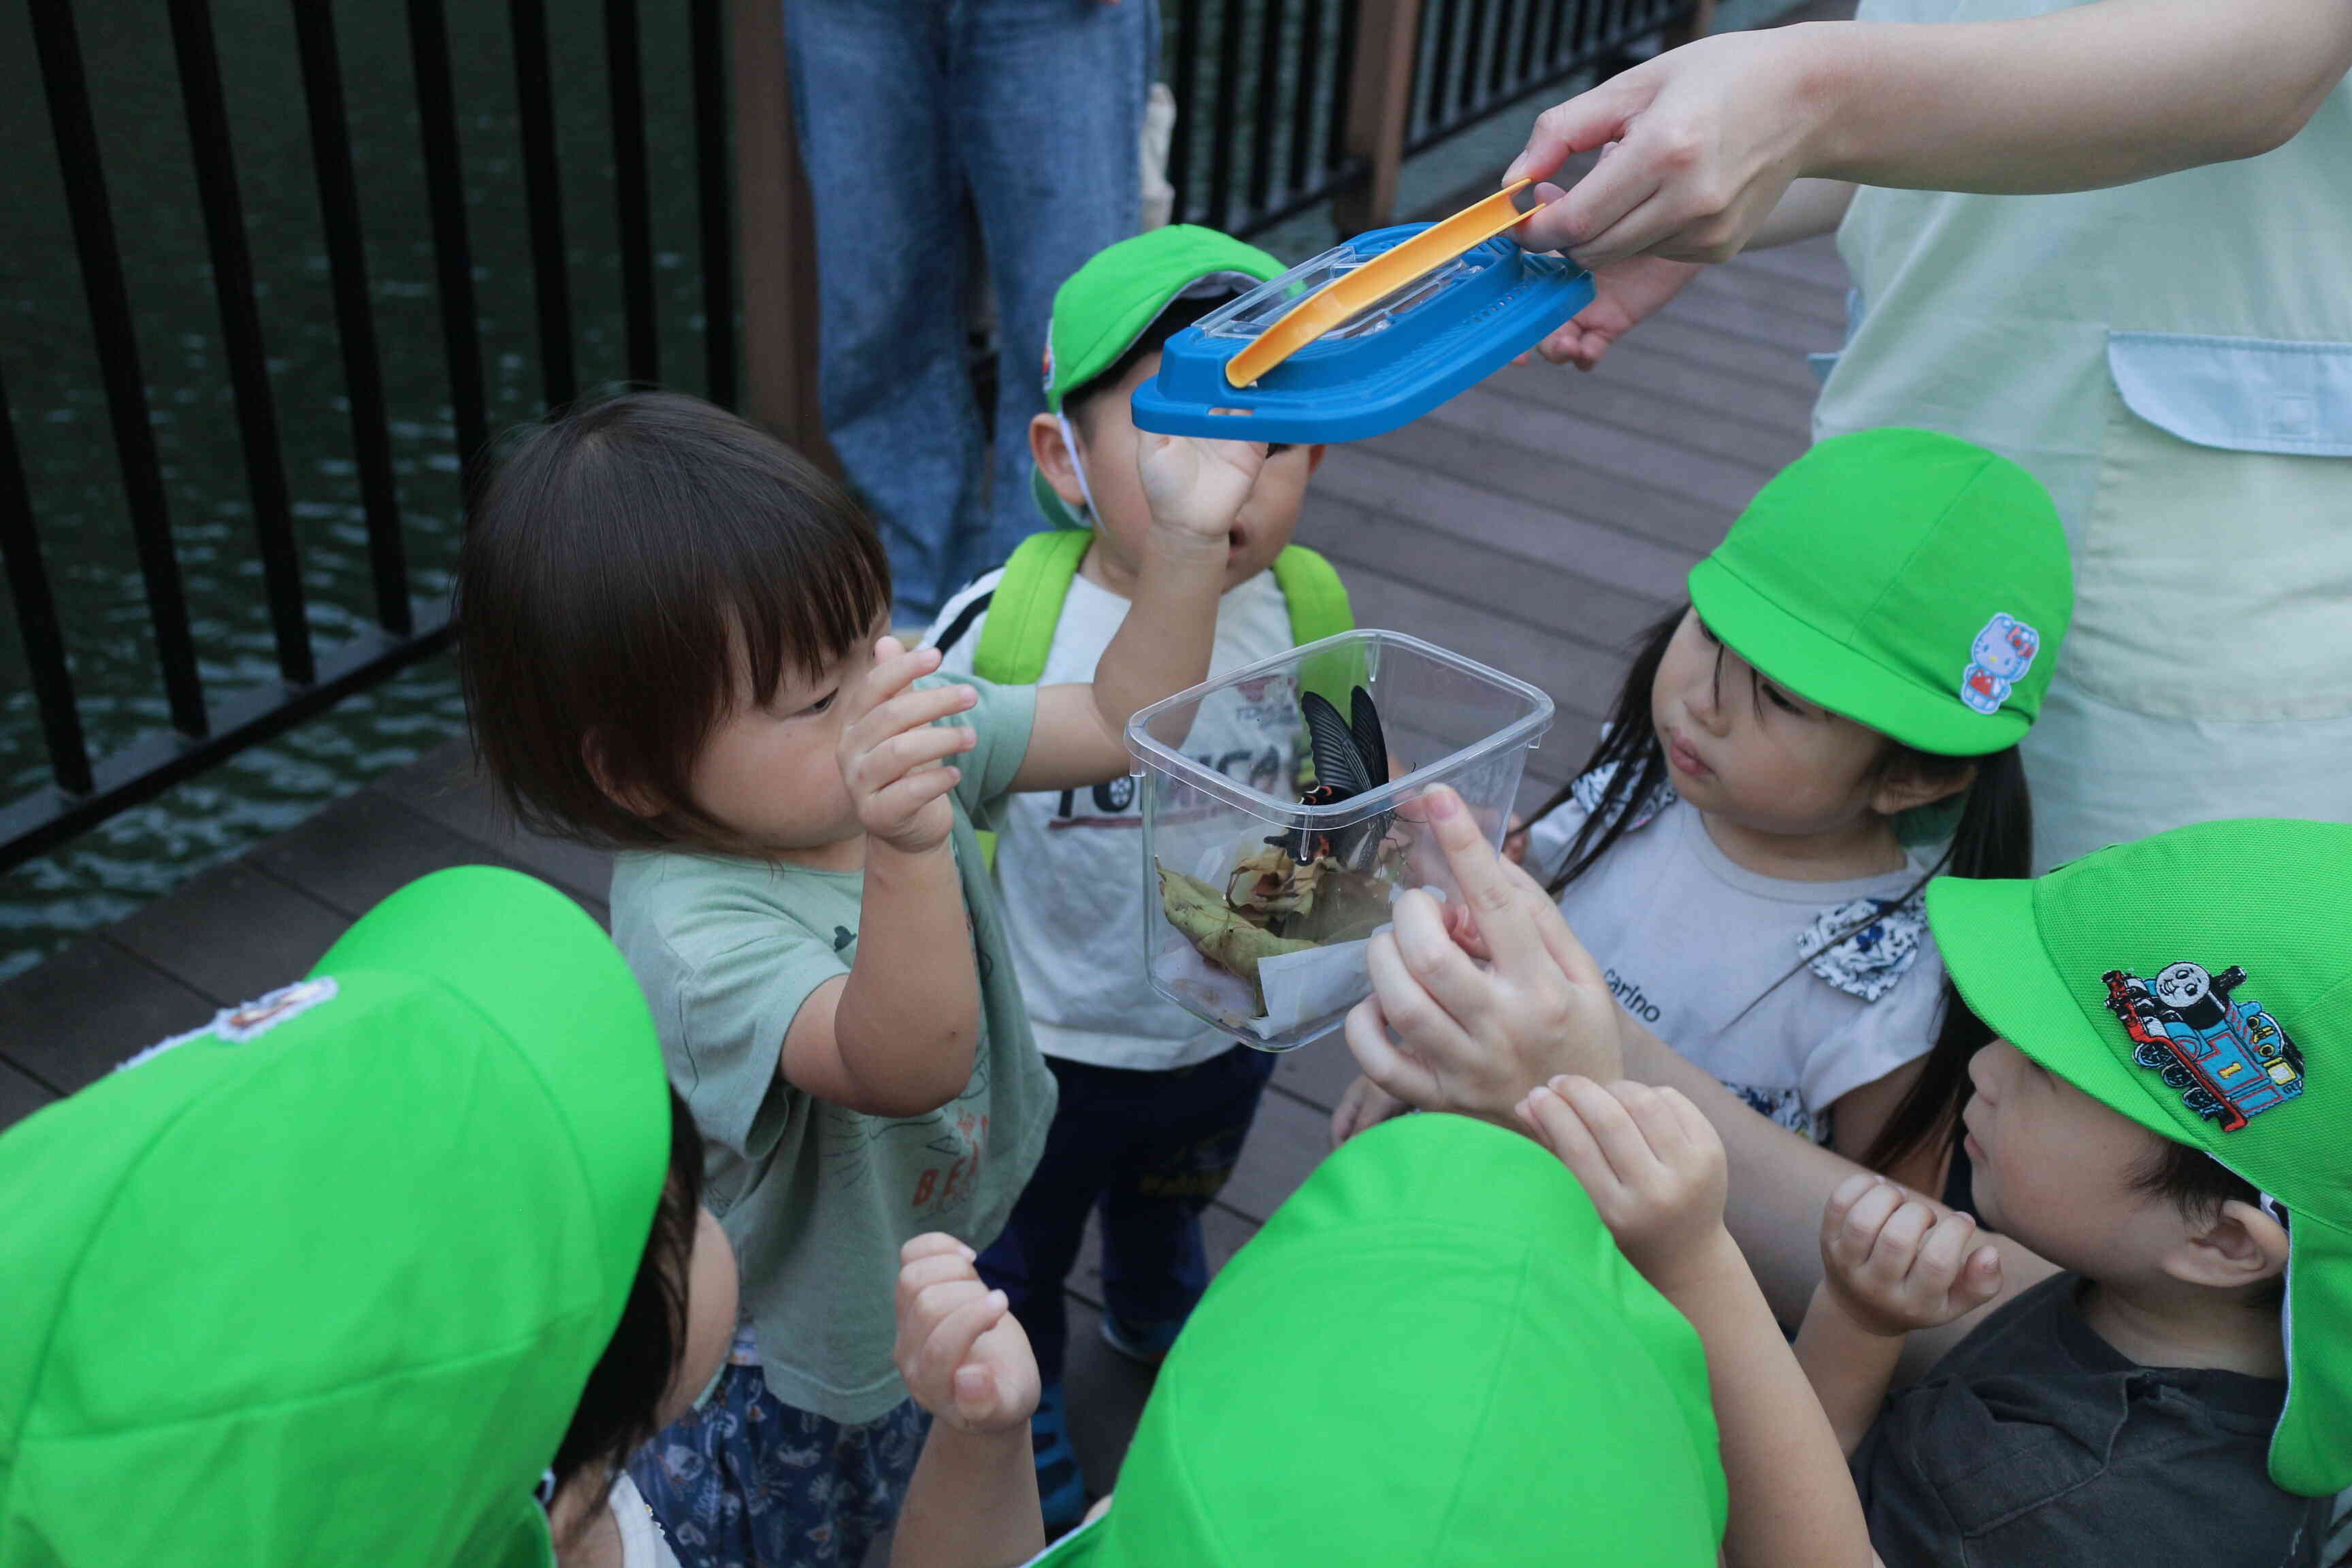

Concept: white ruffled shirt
[[1526, 775, 1944, 1144]]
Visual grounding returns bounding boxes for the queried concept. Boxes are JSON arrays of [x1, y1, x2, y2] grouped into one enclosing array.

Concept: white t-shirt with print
[[926, 564, 1302, 1071], [1526, 788, 1945, 1143], [604, 1471, 681, 1568]]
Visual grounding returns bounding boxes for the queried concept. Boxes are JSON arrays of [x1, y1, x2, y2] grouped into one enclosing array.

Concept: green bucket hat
[[0, 867, 671, 1566], [1030, 1113, 1727, 1566], [1926, 818, 2352, 1497], [1688, 427, 2072, 756], [1032, 223, 1287, 528]]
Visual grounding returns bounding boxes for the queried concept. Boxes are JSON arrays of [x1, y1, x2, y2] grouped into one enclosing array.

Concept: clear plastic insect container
[[1124, 630, 1553, 1052]]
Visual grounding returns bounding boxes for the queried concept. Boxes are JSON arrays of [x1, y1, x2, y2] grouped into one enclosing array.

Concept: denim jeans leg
[[957, 0, 1157, 585], [783, 0, 983, 621]]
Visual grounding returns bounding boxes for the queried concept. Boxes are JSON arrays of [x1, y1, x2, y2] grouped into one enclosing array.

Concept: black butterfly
[[1267, 686, 1392, 871]]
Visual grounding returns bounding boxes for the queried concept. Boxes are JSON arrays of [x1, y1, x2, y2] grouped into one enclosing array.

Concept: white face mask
[[1055, 412, 1098, 522]]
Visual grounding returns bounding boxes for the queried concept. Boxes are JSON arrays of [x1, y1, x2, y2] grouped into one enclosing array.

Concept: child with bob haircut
[[1335, 427, 2073, 1191], [1795, 817, 2347, 1565], [458, 390, 1266, 1567]]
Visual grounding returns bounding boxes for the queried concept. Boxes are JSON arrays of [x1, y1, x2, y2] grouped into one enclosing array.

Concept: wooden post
[[1664, 0, 1716, 50], [1333, 0, 1424, 233], [732, 0, 838, 474]]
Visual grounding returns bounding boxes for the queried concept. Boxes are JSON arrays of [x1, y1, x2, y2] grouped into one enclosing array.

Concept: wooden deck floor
[[0, 235, 1850, 1499]]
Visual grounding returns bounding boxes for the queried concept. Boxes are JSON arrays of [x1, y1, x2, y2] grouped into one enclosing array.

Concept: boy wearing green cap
[[1793, 819, 2347, 1564], [921, 224, 1345, 1525]]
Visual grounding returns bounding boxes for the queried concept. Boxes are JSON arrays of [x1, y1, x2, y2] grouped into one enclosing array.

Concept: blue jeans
[[977, 1044, 1277, 1382], [783, 0, 1157, 620], [627, 1362, 929, 1568]]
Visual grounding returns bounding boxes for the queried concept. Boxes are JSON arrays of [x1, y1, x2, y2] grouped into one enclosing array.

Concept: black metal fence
[[2, 0, 731, 872], [3, 0, 1698, 873], [1162, 0, 1703, 238]]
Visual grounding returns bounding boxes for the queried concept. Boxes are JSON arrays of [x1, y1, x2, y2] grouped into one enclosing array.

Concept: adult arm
[[1509, 1, 2352, 267], [1346, 787, 2057, 1360], [1526, 178, 1852, 370]]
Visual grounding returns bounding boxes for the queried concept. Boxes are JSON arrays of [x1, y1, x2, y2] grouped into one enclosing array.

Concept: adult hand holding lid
[[1129, 182, 1594, 444]]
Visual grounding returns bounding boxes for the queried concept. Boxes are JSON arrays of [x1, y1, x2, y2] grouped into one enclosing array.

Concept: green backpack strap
[[967, 527, 1092, 873], [1273, 544, 1360, 710], [1271, 544, 1354, 649], [971, 527, 1094, 687]]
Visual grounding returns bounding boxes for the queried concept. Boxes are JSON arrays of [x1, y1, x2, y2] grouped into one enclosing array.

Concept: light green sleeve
[[927, 672, 1036, 826], [625, 891, 849, 1164]]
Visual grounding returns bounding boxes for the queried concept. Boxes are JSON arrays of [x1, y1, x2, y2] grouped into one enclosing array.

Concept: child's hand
[[1817, 1173, 2003, 1338], [893, 1235, 1040, 1435], [839, 638, 979, 855], [1133, 431, 1269, 542], [1518, 1075, 1729, 1292], [1502, 813, 1529, 866], [1331, 1073, 1412, 1146]]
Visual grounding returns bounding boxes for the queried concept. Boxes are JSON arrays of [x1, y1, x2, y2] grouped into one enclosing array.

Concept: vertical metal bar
[[1543, 0, 1571, 69], [293, 0, 409, 637], [733, 0, 833, 468], [1422, 0, 1458, 140], [1207, 0, 1245, 231], [1458, 0, 1490, 117], [510, 0, 577, 408], [1245, 0, 1286, 218], [0, 372, 93, 796], [691, 0, 735, 409], [1326, 0, 1358, 180], [605, 0, 658, 384], [1514, 0, 1541, 86], [407, 0, 489, 473], [1169, 0, 1201, 225], [170, 0, 314, 687], [29, 0, 208, 738], [1286, 0, 1324, 196]]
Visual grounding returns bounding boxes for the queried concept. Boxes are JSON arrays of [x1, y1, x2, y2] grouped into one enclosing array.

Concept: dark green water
[[0, 0, 722, 979], [0, 0, 1614, 983]]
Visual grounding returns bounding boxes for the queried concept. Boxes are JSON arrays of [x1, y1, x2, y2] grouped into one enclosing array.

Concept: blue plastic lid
[[1129, 224, 1593, 444]]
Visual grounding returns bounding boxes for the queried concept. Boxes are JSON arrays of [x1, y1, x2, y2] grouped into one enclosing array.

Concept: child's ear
[[2158, 1198, 2291, 1292], [1871, 757, 1974, 819], [1030, 411, 1086, 508], [583, 732, 664, 819]]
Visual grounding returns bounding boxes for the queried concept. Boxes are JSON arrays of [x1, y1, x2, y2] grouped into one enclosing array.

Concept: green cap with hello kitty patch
[[1688, 427, 2072, 756]]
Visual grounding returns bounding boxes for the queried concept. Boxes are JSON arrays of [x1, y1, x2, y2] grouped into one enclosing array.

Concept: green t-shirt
[[610, 674, 1057, 1424]]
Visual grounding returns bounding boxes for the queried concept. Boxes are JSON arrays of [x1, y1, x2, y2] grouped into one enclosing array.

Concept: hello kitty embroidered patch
[[1959, 612, 2039, 715]]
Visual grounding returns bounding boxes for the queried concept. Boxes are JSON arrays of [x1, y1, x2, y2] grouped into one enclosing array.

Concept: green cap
[[0, 867, 671, 1565], [1032, 224, 1287, 528], [1030, 1113, 1727, 1567], [1688, 427, 2071, 755], [1926, 819, 2352, 1497]]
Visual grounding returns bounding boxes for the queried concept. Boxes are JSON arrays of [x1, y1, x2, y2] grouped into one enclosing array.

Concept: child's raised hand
[[1817, 1173, 2003, 1338], [1330, 1073, 1412, 1146], [893, 1234, 1040, 1435], [1133, 431, 1269, 543], [1518, 1075, 1729, 1291], [838, 637, 979, 855]]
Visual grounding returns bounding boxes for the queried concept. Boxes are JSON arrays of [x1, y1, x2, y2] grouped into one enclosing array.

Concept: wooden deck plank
[[253, 789, 609, 928], [1311, 446, 1705, 599], [1296, 496, 1676, 655], [372, 737, 617, 909], [1481, 360, 1812, 474], [1420, 382, 1784, 507], [0, 938, 215, 1099], [0, 1057, 58, 1134], [110, 861, 354, 1008]]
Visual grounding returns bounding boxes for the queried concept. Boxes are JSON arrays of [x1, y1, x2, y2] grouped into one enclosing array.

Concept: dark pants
[[977, 1044, 1277, 1382]]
